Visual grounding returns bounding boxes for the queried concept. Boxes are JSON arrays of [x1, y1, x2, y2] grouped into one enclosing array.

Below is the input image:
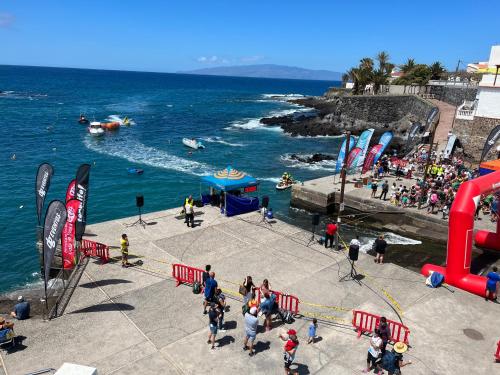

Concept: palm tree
[[429, 61, 445, 80], [401, 58, 416, 74], [377, 51, 390, 71]]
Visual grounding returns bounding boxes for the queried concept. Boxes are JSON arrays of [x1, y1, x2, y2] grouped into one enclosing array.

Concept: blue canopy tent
[[201, 166, 260, 216]]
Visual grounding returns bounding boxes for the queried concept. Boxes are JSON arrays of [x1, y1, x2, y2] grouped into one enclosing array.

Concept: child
[[307, 318, 318, 344]]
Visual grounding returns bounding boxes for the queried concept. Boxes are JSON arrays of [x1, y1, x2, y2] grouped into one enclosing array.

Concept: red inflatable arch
[[421, 170, 500, 297]]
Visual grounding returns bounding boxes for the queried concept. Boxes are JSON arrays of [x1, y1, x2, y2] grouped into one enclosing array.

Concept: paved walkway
[[1, 207, 499, 374], [430, 99, 456, 153]]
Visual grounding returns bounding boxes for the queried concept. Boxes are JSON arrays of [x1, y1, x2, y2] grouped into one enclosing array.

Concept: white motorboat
[[88, 122, 105, 137], [182, 138, 205, 149]]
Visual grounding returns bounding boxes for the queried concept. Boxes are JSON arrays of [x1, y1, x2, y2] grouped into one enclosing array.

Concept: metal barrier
[[495, 340, 500, 361], [172, 264, 205, 287], [352, 310, 410, 344], [255, 288, 300, 315], [81, 239, 109, 263]]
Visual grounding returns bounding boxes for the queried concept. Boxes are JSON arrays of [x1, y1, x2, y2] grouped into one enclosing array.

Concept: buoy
[[11, 154, 16, 160]]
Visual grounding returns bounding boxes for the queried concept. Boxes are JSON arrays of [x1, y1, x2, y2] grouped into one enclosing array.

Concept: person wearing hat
[[280, 329, 299, 375], [243, 306, 259, 356], [385, 341, 412, 375], [11, 295, 30, 320]]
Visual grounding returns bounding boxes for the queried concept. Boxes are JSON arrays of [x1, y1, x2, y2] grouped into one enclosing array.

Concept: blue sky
[[1, 0, 499, 73]]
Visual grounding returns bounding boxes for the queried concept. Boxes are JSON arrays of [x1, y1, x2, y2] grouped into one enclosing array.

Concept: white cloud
[[196, 56, 231, 64], [0, 12, 15, 28], [240, 56, 264, 63]]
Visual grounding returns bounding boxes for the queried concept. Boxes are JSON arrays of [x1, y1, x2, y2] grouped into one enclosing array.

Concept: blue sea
[[0, 65, 348, 292]]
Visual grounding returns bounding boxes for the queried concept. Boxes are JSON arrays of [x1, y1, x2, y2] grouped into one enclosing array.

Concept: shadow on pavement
[[70, 303, 134, 314], [253, 340, 271, 354], [80, 279, 133, 288]]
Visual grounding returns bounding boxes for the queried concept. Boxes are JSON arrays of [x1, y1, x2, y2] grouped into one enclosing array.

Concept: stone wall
[[454, 116, 499, 161], [428, 85, 477, 106]]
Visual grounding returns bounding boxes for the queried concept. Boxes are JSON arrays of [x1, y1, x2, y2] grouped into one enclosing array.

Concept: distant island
[[180, 64, 342, 81]]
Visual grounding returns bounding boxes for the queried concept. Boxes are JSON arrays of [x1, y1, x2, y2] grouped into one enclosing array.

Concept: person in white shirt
[[362, 329, 383, 374]]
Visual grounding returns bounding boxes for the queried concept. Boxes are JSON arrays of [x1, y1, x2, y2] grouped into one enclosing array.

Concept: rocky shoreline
[[260, 93, 437, 152]]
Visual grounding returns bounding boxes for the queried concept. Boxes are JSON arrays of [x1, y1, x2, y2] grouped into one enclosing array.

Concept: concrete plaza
[[1, 206, 499, 374]]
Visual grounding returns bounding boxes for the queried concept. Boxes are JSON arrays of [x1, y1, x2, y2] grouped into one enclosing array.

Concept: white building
[[475, 45, 500, 119]]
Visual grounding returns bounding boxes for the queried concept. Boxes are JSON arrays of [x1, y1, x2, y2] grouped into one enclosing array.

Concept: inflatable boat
[[100, 121, 120, 130]]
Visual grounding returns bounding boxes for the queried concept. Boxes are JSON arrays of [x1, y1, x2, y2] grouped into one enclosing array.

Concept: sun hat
[[249, 307, 258, 315], [394, 341, 408, 353], [287, 329, 297, 336]]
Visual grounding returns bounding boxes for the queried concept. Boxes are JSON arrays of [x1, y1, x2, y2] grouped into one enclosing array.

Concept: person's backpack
[[192, 281, 201, 294], [241, 303, 250, 316]]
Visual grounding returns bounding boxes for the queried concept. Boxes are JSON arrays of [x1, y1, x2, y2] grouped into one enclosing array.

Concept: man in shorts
[[373, 234, 387, 264], [280, 329, 299, 375], [120, 234, 129, 267], [207, 303, 220, 350], [203, 271, 217, 314], [243, 306, 258, 356]]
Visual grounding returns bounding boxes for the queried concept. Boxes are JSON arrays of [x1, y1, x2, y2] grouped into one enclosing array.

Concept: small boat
[[276, 181, 295, 190], [182, 138, 205, 149], [127, 168, 144, 175], [100, 121, 120, 130], [78, 115, 89, 124], [88, 122, 105, 137]]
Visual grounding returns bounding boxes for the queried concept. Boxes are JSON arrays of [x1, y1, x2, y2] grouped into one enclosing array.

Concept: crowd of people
[[369, 151, 499, 221]]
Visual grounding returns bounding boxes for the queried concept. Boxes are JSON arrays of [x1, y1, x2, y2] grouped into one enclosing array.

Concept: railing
[[172, 264, 205, 287], [456, 100, 477, 120], [255, 288, 300, 315], [81, 239, 110, 263], [495, 340, 500, 361], [352, 310, 410, 344]]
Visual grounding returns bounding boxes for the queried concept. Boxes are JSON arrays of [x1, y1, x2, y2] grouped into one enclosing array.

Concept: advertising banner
[[405, 122, 421, 151], [355, 129, 375, 168], [36, 163, 54, 225], [335, 136, 356, 173], [66, 179, 76, 203], [374, 131, 393, 164], [346, 147, 362, 171], [75, 164, 91, 241], [43, 200, 67, 286], [480, 125, 500, 162], [362, 144, 383, 174], [61, 199, 81, 269]]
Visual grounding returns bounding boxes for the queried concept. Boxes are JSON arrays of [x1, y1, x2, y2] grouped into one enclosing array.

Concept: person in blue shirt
[[11, 296, 30, 320], [485, 266, 500, 301], [307, 318, 318, 344], [203, 272, 218, 314]]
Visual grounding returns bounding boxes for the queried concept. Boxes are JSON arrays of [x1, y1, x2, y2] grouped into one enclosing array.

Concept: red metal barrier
[[255, 288, 300, 315], [495, 340, 500, 362], [81, 239, 109, 263], [352, 310, 410, 344], [172, 264, 205, 287]]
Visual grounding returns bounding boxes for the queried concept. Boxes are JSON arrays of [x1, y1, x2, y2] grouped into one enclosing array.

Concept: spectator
[[280, 329, 300, 375], [0, 317, 14, 330], [203, 271, 217, 314], [362, 329, 383, 374], [11, 296, 30, 320], [378, 316, 391, 355], [243, 306, 259, 356], [371, 180, 378, 198], [120, 234, 129, 268], [384, 342, 412, 375], [307, 318, 318, 344], [373, 234, 387, 264], [214, 288, 226, 331], [485, 266, 500, 302], [491, 195, 499, 222], [202, 264, 211, 287], [183, 195, 193, 224], [380, 180, 389, 201], [242, 275, 255, 305], [185, 200, 194, 228], [324, 220, 338, 249], [207, 302, 220, 350]]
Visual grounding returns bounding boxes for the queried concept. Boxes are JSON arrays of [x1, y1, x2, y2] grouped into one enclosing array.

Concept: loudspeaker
[[262, 196, 269, 208], [136, 195, 144, 208], [349, 245, 359, 261], [312, 213, 320, 226]]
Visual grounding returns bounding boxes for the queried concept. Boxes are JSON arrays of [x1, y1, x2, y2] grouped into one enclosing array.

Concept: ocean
[[0, 65, 432, 294], [0, 65, 348, 292]]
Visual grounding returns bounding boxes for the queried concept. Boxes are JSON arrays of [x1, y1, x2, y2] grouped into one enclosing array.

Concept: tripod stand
[[339, 259, 361, 284], [127, 206, 148, 228], [306, 224, 317, 246]]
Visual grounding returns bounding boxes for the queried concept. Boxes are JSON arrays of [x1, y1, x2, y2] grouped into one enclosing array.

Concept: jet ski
[[127, 168, 144, 175], [182, 138, 205, 149]]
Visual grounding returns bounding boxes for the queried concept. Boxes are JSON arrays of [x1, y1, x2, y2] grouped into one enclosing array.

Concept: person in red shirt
[[324, 221, 337, 248]]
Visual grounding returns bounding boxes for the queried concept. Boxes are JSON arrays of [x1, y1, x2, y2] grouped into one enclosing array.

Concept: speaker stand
[[259, 208, 272, 227], [339, 260, 361, 284], [126, 207, 148, 228], [306, 225, 317, 247]]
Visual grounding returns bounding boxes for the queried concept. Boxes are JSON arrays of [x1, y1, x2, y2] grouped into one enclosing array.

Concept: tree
[[429, 61, 445, 80], [401, 58, 416, 74], [344, 53, 394, 95]]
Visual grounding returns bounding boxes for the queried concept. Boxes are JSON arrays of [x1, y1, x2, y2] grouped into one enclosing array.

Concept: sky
[[1, 0, 499, 73]]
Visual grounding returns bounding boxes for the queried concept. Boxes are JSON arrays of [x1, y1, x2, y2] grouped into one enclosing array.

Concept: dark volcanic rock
[[260, 115, 294, 126], [290, 153, 336, 164]]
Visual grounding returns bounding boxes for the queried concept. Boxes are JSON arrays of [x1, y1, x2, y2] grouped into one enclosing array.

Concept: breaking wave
[[360, 232, 422, 253], [280, 153, 338, 172], [83, 136, 215, 176]]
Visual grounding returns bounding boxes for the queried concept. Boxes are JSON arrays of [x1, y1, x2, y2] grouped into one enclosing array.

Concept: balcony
[[456, 100, 476, 120]]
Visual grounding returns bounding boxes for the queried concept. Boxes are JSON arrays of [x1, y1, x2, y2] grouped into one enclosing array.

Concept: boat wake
[[259, 177, 281, 183], [280, 153, 338, 172], [107, 114, 136, 126], [359, 233, 422, 253], [200, 136, 245, 147], [83, 136, 215, 176]]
